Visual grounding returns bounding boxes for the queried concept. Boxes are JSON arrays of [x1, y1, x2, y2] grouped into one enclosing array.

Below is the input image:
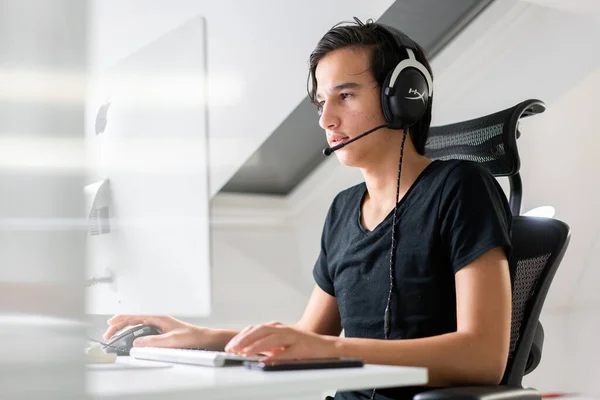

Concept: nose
[[318, 102, 340, 131]]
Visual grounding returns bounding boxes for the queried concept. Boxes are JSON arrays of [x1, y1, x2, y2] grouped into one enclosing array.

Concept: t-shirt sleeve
[[312, 201, 336, 296], [439, 162, 512, 274]]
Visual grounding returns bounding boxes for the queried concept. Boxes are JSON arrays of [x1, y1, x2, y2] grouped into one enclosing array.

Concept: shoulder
[[434, 159, 493, 181], [431, 160, 498, 195], [434, 160, 511, 220]]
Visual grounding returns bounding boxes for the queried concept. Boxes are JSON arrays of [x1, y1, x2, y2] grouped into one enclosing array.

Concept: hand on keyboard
[[225, 322, 338, 360]]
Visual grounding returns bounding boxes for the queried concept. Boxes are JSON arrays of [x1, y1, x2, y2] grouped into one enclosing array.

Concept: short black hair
[[307, 19, 433, 155]]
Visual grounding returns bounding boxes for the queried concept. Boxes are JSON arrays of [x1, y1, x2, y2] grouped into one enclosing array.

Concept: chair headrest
[[424, 99, 545, 177]]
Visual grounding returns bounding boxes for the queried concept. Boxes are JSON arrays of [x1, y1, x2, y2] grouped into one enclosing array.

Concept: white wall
[[524, 307, 600, 396], [517, 64, 600, 396]]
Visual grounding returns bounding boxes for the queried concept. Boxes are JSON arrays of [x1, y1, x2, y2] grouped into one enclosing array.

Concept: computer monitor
[[84, 16, 211, 317]]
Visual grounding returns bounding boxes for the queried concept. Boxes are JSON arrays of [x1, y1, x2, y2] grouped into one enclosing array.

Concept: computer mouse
[[103, 324, 162, 356]]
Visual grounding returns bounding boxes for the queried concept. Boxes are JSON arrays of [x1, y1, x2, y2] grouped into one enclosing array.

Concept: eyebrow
[[316, 82, 361, 100]]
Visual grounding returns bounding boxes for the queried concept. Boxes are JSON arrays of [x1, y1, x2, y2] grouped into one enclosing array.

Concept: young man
[[104, 20, 513, 400]]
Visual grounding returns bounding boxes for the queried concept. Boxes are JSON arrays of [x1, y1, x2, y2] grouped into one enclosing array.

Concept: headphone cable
[[371, 127, 408, 400]]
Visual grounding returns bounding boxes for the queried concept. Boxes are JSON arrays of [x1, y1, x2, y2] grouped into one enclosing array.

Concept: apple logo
[[95, 102, 111, 135]]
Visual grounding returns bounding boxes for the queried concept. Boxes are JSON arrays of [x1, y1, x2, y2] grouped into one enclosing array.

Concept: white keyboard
[[129, 347, 262, 367]]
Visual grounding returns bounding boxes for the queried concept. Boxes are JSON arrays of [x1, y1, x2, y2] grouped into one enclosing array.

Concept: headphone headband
[[379, 26, 420, 53], [372, 24, 433, 96]]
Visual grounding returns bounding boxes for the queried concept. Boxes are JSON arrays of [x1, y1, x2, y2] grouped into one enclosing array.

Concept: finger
[[233, 325, 254, 338], [224, 325, 254, 352], [106, 314, 146, 326], [241, 333, 293, 356], [227, 325, 280, 353], [130, 316, 170, 333], [259, 347, 285, 358], [132, 332, 177, 348], [106, 314, 126, 324], [103, 316, 150, 340], [226, 325, 271, 352], [103, 322, 129, 340], [261, 345, 303, 361], [103, 319, 139, 340], [107, 314, 165, 327]]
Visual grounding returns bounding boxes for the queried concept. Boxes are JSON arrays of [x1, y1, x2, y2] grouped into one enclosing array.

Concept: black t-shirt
[[312, 159, 512, 400]]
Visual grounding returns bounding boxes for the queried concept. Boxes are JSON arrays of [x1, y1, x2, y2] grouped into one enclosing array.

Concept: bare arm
[[293, 285, 342, 336], [331, 247, 512, 386], [207, 284, 342, 350]]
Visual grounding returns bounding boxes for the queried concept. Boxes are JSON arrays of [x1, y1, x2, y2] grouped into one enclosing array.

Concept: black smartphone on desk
[[243, 357, 364, 371]]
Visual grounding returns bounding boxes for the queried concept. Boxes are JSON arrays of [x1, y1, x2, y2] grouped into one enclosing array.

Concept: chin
[[335, 150, 363, 168]]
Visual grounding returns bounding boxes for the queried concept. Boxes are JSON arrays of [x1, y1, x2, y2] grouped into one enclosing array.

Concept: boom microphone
[[322, 124, 388, 156]]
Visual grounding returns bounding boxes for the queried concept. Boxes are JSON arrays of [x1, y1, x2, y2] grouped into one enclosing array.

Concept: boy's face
[[315, 46, 389, 167]]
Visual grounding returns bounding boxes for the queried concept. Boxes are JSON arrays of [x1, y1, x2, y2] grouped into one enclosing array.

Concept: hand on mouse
[[103, 315, 210, 349]]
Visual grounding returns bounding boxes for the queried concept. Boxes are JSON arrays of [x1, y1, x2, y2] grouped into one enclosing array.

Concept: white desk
[[87, 357, 428, 400]]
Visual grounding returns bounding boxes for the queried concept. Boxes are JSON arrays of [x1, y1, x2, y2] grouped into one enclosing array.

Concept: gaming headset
[[376, 23, 433, 129]]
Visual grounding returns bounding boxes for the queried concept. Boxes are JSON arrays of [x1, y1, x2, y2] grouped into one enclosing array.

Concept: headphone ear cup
[[391, 68, 429, 127], [380, 71, 396, 126], [382, 68, 429, 128]]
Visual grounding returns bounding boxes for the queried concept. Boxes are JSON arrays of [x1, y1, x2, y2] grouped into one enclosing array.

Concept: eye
[[341, 92, 353, 100]]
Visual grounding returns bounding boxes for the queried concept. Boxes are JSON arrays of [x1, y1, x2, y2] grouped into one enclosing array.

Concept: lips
[[330, 135, 349, 146]]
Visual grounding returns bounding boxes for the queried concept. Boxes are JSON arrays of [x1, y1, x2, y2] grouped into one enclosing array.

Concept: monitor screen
[[84, 16, 211, 317]]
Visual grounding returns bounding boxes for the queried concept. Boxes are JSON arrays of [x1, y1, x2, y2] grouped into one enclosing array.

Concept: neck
[[360, 132, 431, 212]]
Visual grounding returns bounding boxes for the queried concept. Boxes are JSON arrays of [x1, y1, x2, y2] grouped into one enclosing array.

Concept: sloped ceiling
[[221, 0, 493, 195]]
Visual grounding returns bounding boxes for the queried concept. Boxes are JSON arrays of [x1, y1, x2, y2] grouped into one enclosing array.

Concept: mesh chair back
[[502, 216, 570, 386], [424, 99, 544, 176]]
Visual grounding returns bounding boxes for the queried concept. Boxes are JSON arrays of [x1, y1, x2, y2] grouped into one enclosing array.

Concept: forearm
[[331, 332, 506, 387]]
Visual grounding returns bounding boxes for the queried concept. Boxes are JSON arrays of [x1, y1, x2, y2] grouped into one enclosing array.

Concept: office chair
[[414, 99, 572, 400]]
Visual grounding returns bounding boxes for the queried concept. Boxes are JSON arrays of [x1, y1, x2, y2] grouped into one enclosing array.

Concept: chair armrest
[[414, 385, 541, 400]]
